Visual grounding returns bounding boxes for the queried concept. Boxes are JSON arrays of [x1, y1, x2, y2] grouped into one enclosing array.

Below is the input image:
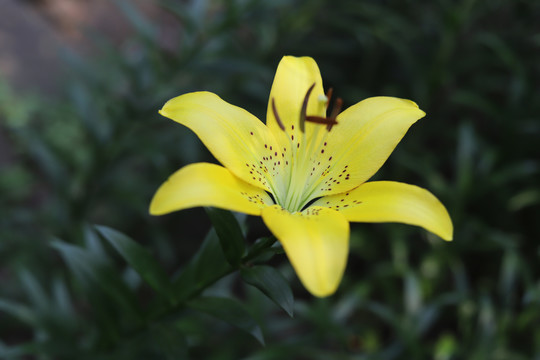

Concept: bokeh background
[[1, 0, 539, 359]]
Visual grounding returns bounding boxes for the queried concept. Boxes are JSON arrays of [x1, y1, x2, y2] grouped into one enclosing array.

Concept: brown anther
[[271, 98, 285, 131], [305, 116, 338, 126], [299, 83, 316, 133], [303, 90, 342, 132]]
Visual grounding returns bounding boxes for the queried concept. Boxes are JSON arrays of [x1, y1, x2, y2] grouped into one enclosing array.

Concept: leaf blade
[[241, 265, 294, 317], [187, 296, 264, 345], [95, 225, 174, 302], [205, 207, 246, 266]]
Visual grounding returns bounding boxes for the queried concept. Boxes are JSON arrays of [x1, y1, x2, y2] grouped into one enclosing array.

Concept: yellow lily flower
[[150, 56, 453, 297]]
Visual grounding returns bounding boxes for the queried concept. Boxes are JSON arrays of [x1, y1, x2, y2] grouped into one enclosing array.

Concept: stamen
[[325, 88, 333, 110], [327, 97, 342, 131], [271, 98, 285, 131], [304, 96, 343, 131], [299, 83, 316, 133], [305, 116, 338, 126]]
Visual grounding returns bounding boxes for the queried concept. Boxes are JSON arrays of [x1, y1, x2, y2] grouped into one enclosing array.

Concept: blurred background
[[1, 0, 539, 359]]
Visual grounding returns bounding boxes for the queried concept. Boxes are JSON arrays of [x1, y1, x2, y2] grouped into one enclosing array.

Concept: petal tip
[[149, 196, 166, 216], [308, 284, 339, 298], [442, 230, 454, 242], [435, 217, 453, 242]]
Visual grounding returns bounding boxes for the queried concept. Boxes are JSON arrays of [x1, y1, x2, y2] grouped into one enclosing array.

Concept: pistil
[[299, 83, 316, 133], [271, 84, 345, 212]]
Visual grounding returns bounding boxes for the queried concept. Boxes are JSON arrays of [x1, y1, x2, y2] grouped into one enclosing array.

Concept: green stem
[[108, 235, 278, 352]]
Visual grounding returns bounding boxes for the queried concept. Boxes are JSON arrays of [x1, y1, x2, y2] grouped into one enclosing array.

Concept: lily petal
[[313, 181, 453, 241], [160, 92, 280, 192], [306, 97, 426, 198], [266, 56, 326, 141], [261, 205, 349, 297], [150, 163, 273, 216]]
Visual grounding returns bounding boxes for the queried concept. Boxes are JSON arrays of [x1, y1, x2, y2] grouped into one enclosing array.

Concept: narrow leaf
[[51, 240, 142, 321], [95, 225, 174, 302], [0, 299, 36, 326], [18, 270, 49, 311], [172, 229, 232, 301], [205, 207, 245, 266], [188, 296, 264, 345], [243, 237, 280, 263], [241, 265, 294, 317]]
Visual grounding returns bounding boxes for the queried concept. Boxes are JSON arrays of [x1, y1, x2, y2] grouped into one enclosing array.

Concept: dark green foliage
[[205, 207, 246, 266], [95, 225, 174, 302], [241, 265, 294, 317], [188, 296, 265, 345], [1, 0, 539, 359]]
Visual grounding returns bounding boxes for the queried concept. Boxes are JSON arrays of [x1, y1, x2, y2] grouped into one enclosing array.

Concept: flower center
[[270, 85, 343, 212]]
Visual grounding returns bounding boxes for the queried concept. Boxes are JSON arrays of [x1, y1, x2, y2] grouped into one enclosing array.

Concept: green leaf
[[205, 207, 245, 266], [241, 265, 294, 317], [243, 237, 279, 263], [172, 229, 232, 302], [95, 225, 174, 302], [188, 296, 264, 345], [51, 240, 142, 323], [149, 323, 189, 359], [18, 270, 49, 311], [0, 299, 36, 326]]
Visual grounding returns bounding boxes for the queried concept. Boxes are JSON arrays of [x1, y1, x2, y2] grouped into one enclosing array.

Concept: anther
[[305, 116, 338, 126], [299, 83, 316, 133], [271, 98, 285, 131], [305, 96, 343, 131]]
